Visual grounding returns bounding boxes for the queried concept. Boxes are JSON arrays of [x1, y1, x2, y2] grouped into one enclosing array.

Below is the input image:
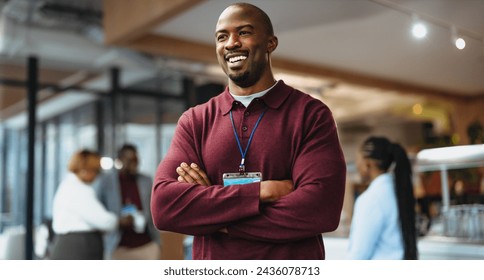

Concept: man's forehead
[[220, 4, 252, 17], [216, 7, 261, 32]]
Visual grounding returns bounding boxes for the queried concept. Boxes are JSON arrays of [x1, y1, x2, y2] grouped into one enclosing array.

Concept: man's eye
[[240, 31, 250, 36], [217, 35, 227, 41]]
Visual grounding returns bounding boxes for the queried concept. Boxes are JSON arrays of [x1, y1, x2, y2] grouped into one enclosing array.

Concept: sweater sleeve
[[151, 113, 261, 235], [226, 106, 346, 243]]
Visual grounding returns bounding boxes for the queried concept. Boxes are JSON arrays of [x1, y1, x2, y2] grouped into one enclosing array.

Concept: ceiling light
[[455, 38, 466, 50], [412, 103, 423, 115], [412, 22, 427, 39], [370, 1, 484, 54], [451, 26, 466, 50]]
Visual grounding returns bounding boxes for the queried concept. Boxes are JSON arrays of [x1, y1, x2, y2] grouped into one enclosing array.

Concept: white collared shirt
[[52, 173, 117, 234]]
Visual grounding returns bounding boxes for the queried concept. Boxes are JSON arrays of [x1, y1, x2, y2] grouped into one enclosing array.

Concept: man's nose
[[225, 35, 241, 49]]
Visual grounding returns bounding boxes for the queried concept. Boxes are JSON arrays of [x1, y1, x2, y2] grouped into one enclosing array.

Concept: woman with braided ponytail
[[348, 136, 418, 260]]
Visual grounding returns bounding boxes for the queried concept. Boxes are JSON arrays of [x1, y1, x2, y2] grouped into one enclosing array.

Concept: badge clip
[[239, 158, 245, 174]]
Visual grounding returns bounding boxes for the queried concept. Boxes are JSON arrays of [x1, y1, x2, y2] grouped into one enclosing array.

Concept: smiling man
[[215, 3, 276, 90], [151, 2, 346, 260]]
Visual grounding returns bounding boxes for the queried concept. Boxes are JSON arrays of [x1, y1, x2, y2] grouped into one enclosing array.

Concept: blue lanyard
[[229, 108, 267, 173]]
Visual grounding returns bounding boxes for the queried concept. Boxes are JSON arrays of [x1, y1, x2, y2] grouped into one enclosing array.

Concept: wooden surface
[[159, 231, 185, 260]]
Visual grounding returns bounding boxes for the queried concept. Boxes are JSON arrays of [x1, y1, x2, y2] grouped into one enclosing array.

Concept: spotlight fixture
[[455, 38, 466, 50], [370, 0, 483, 52], [451, 25, 466, 50], [411, 15, 427, 39]]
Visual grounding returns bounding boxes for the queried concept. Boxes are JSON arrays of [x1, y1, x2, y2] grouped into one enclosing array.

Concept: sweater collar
[[221, 80, 292, 115]]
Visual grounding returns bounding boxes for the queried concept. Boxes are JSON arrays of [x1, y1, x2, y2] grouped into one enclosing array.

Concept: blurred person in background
[[348, 136, 418, 260], [95, 144, 160, 260], [51, 150, 117, 260]]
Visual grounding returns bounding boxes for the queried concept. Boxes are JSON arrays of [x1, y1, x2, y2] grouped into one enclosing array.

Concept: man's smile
[[225, 52, 248, 66], [228, 55, 247, 63]]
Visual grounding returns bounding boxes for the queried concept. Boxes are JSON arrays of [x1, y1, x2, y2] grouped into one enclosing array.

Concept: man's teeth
[[228, 56, 247, 63]]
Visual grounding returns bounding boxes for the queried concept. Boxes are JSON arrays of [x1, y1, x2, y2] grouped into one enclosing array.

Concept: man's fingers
[[192, 165, 211, 186], [191, 163, 200, 170], [190, 163, 211, 185], [175, 162, 211, 185], [176, 167, 189, 180], [181, 163, 201, 180], [176, 162, 211, 186], [177, 163, 195, 183], [176, 167, 185, 175]]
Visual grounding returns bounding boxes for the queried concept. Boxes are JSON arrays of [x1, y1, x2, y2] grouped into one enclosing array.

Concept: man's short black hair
[[231, 2, 274, 36]]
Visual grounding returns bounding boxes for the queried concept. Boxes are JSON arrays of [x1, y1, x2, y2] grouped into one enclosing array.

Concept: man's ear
[[267, 36, 278, 53]]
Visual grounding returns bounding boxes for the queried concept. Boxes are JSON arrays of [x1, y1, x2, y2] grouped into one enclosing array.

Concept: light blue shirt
[[348, 173, 404, 260]]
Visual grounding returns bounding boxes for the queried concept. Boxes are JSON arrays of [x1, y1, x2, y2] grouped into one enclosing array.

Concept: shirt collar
[[221, 80, 292, 115], [368, 173, 393, 190]]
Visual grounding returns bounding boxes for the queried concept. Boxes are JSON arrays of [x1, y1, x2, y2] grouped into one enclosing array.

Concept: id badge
[[223, 172, 262, 187]]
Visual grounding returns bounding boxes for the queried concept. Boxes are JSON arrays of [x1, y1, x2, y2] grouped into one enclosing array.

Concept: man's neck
[[229, 75, 276, 96]]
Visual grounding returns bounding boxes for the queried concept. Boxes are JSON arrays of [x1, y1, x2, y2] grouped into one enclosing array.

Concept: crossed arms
[[176, 162, 293, 203], [151, 107, 346, 243]]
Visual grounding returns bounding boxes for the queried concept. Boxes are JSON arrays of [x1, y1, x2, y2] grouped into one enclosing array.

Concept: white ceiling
[[1, 0, 483, 131], [154, 0, 484, 96]]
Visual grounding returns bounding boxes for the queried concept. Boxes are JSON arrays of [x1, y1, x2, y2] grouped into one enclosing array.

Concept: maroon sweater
[[151, 80, 346, 259]]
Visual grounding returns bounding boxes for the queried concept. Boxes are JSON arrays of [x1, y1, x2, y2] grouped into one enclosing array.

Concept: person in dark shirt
[[151, 2, 346, 259], [95, 144, 160, 259]]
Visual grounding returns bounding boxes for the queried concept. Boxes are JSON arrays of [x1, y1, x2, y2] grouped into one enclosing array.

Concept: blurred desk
[[159, 231, 185, 260], [418, 235, 484, 260], [323, 235, 484, 260]]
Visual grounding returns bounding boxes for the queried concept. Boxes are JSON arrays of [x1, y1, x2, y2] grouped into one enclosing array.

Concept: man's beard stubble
[[229, 71, 254, 88], [227, 57, 268, 88], [228, 65, 265, 88]]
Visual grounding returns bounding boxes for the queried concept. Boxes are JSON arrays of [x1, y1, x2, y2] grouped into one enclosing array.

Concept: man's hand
[[260, 180, 294, 202], [176, 162, 212, 186], [176, 162, 292, 202]]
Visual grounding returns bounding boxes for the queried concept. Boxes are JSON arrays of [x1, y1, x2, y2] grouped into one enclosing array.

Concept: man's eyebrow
[[215, 24, 255, 35]]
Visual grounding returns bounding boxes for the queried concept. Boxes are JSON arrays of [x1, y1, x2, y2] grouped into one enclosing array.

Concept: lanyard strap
[[229, 108, 267, 173]]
